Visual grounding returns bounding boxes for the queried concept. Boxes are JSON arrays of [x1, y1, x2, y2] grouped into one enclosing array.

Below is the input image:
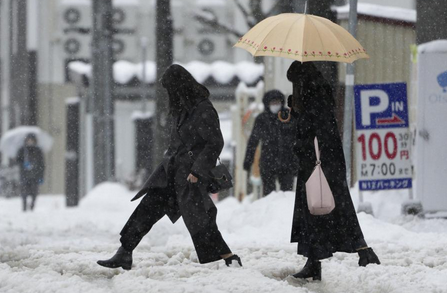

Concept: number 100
[[357, 132, 398, 161]]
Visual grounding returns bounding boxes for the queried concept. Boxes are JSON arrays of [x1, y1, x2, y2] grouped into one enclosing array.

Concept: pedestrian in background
[[16, 133, 45, 211], [243, 90, 298, 196], [287, 61, 380, 281]]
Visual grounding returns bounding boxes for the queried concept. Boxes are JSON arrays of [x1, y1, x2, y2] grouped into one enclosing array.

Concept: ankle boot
[[97, 247, 133, 270], [292, 258, 321, 281], [358, 248, 380, 267], [224, 254, 242, 267]]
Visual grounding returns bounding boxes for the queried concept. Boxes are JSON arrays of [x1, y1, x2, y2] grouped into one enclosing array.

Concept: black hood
[[262, 90, 285, 111], [287, 61, 325, 84], [287, 61, 335, 116], [161, 64, 210, 115]]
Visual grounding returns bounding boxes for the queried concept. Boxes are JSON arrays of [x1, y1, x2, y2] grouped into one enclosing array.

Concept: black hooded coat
[[123, 64, 230, 263], [288, 62, 366, 260], [243, 90, 298, 176]]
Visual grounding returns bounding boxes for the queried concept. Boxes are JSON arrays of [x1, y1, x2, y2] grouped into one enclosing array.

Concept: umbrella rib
[[312, 17, 351, 57], [256, 17, 288, 50], [280, 15, 305, 59], [306, 17, 326, 57], [256, 18, 293, 54]]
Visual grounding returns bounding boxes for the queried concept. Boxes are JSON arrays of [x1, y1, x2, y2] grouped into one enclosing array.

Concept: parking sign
[[354, 83, 412, 191]]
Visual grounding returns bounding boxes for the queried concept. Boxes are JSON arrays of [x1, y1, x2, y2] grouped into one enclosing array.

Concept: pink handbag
[[305, 137, 335, 215]]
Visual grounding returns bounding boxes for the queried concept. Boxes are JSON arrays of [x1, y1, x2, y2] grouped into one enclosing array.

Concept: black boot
[[358, 248, 381, 267], [292, 258, 321, 281], [97, 247, 133, 270], [224, 254, 242, 267]]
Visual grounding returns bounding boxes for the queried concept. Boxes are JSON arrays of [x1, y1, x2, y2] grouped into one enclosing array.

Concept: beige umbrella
[[234, 13, 369, 64]]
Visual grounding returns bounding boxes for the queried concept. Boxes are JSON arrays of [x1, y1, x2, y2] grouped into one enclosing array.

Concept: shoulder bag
[[305, 137, 335, 215]]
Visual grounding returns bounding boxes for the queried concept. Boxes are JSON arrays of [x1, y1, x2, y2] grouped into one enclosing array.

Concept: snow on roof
[[131, 111, 154, 121], [68, 60, 264, 86], [333, 3, 416, 23], [418, 40, 447, 54], [68, 61, 92, 77], [61, 0, 139, 6], [65, 97, 81, 105], [196, 0, 226, 6]]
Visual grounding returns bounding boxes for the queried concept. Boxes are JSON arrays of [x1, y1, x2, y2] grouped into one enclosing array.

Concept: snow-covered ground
[[1, 183, 446, 293]]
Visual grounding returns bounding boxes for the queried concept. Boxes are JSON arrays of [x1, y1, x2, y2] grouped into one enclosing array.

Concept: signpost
[[354, 83, 412, 192]]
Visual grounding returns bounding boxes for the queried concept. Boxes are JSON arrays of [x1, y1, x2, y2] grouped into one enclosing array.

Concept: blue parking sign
[[354, 83, 412, 191], [354, 83, 409, 130]]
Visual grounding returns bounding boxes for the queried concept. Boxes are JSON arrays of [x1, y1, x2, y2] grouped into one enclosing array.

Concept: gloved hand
[[38, 178, 44, 185]]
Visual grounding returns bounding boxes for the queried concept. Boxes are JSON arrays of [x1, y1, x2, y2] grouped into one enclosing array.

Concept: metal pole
[[140, 37, 148, 112], [92, 0, 114, 184], [342, 0, 357, 186]]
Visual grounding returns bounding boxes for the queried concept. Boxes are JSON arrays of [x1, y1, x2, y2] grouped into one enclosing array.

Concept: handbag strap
[[314, 137, 321, 164]]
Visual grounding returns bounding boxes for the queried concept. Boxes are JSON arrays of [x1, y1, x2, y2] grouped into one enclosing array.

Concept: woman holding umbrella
[[287, 61, 380, 281], [97, 64, 242, 270]]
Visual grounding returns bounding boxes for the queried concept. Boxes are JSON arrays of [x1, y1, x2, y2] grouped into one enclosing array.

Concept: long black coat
[[243, 90, 298, 175], [288, 62, 366, 260], [132, 98, 223, 234], [16, 145, 45, 184]]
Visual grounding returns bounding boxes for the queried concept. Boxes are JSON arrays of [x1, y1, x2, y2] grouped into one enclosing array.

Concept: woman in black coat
[[243, 90, 298, 196], [287, 61, 380, 281], [97, 64, 242, 270]]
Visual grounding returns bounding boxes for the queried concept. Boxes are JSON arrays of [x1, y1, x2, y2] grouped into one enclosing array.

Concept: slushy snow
[[1, 183, 446, 293]]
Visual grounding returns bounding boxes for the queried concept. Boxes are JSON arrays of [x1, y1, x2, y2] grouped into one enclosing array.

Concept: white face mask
[[269, 104, 281, 114]]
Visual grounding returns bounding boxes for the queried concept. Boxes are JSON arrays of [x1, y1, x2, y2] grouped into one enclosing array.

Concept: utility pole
[[342, 0, 357, 186], [153, 0, 173, 165], [91, 0, 115, 184]]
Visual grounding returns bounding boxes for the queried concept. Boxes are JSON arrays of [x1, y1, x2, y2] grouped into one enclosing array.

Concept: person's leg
[[21, 182, 30, 212], [119, 191, 169, 251], [261, 170, 276, 196], [22, 195, 27, 212], [179, 183, 241, 266], [278, 172, 294, 192], [30, 184, 38, 211], [98, 189, 170, 270]]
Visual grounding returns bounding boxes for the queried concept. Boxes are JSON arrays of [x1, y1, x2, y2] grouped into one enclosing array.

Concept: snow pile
[[333, 3, 416, 23], [1, 183, 447, 293], [418, 40, 447, 54], [68, 60, 264, 86]]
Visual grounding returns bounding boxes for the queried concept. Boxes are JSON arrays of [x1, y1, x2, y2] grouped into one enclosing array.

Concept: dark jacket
[[243, 90, 298, 175], [132, 65, 223, 232], [16, 145, 45, 184], [288, 62, 366, 260]]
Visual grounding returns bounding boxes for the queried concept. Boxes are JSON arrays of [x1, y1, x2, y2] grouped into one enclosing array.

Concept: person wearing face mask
[[243, 90, 298, 196]]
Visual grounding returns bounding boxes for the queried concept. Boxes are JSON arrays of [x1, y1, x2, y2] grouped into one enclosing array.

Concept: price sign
[[354, 83, 412, 191]]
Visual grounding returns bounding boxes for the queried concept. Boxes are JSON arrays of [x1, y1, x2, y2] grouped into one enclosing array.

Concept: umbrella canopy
[[234, 13, 369, 63], [0, 126, 54, 158]]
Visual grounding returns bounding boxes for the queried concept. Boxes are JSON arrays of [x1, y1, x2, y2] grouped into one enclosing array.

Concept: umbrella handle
[[278, 110, 291, 123]]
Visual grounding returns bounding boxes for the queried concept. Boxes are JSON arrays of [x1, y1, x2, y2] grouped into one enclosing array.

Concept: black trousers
[[21, 182, 38, 211], [261, 169, 295, 196], [119, 184, 231, 264]]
